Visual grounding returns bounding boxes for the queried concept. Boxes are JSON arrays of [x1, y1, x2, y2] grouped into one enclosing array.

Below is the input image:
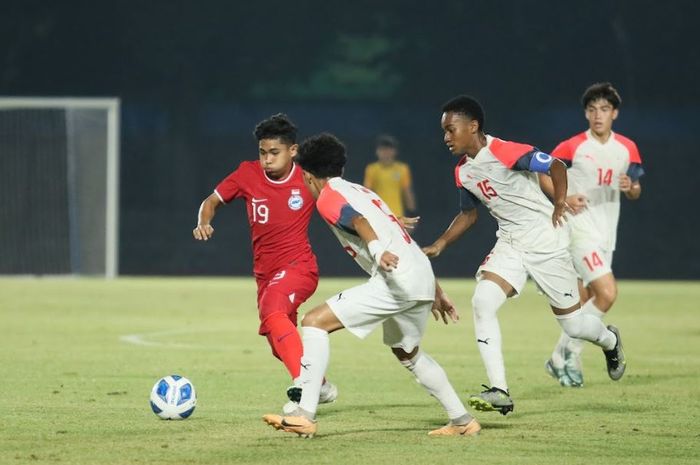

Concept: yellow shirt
[[363, 161, 412, 217]]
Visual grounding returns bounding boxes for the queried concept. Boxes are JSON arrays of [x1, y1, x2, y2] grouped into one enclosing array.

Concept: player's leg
[[549, 244, 614, 385], [383, 305, 480, 436], [562, 273, 616, 358], [265, 280, 393, 436], [532, 252, 625, 381], [258, 267, 317, 380], [468, 243, 526, 414], [263, 301, 343, 437]]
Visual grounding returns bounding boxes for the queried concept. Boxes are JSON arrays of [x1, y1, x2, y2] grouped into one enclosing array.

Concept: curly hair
[[296, 133, 347, 178]]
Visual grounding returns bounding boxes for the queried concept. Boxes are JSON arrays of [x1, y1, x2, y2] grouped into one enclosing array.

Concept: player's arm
[[512, 150, 571, 227], [350, 215, 399, 271], [193, 193, 222, 241], [548, 159, 572, 227], [620, 163, 644, 200], [363, 165, 374, 190], [621, 178, 642, 200], [401, 166, 417, 213], [432, 280, 459, 324], [538, 173, 587, 215], [423, 190, 478, 258]]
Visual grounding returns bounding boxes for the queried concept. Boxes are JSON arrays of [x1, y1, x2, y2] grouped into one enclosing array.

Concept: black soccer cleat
[[603, 325, 626, 381]]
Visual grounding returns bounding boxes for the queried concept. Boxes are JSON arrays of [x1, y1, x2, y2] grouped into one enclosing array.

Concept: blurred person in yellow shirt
[[363, 135, 416, 218]]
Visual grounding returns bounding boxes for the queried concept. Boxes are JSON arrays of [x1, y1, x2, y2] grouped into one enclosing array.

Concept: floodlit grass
[[1, 277, 699, 465]]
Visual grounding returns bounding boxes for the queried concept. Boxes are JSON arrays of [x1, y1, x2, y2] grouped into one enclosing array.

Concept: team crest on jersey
[[288, 189, 304, 211]]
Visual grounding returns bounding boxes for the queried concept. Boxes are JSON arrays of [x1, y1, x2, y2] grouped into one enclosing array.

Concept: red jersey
[[214, 161, 317, 279]]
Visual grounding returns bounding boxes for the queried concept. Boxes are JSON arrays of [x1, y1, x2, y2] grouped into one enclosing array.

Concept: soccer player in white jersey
[[263, 133, 481, 438], [423, 95, 626, 415], [539, 83, 644, 387]]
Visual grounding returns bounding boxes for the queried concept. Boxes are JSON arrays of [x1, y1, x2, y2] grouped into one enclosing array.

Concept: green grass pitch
[[2, 277, 699, 465]]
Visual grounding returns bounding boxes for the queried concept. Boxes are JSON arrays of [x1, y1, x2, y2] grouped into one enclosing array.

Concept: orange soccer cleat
[[428, 419, 481, 437]]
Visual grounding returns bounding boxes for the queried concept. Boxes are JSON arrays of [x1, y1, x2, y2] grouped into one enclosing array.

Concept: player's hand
[[432, 289, 459, 324], [619, 174, 633, 192], [422, 240, 445, 258], [378, 251, 399, 271], [566, 194, 588, 215], [193, 224, 214, 241], [552, 201, 572, 228], [399, 216, 420, 233]]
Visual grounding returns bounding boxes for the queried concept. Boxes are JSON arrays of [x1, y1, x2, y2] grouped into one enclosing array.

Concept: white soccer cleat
[[319, 381, 338, 404]]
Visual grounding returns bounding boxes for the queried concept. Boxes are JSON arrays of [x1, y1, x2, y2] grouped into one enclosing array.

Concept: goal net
[[0, 98, 120, 277]]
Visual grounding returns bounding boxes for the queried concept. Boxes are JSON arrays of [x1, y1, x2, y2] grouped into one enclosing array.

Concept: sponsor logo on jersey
[[288, 189, 304, 210]]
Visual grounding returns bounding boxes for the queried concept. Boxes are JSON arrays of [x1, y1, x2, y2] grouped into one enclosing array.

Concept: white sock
[[472, 279, 508, 391], [297, 326, 330, 417], [400, 351, 471, 423], [555, 308, 616, 351], [565, 299, 606, 355], [553, 299, 607, 360]]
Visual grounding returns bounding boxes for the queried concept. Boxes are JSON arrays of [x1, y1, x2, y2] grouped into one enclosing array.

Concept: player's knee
[[557, 315, 586, 339], [392, 346, 419, 362], [472, 290, 497, 320], [594, 284, 617, 310], [300, 311, 321, 328], [394, 347, 421, 371]]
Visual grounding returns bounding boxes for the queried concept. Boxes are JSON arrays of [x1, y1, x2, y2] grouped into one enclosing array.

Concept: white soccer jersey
[[552, 130, 644, 251], [455, 135, 567, 253], [316, 177, 434, 301]]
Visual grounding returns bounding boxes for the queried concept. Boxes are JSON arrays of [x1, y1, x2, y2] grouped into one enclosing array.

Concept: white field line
[[119, 328, 230, 350]]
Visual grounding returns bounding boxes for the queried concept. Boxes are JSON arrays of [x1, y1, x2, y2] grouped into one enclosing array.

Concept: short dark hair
[[581, 82, 622, 109], [297, 133, 347, 178], [376, 134, 399, 149], [253, 113, 297, 145], [442, 95, 485, 132]]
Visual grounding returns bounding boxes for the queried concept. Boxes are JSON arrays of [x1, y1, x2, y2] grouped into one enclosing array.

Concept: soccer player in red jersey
[[193, 114, 337, 406]]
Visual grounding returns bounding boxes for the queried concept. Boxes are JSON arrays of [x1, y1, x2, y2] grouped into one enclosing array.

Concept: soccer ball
[[149, 375, 197, 420]]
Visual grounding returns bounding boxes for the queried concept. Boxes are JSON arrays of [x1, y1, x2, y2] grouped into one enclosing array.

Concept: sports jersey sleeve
[[317, 186, 362, 235], [613, 134, 645, 181], [214, 165, 246, 203], [627, 163, 645, 181], [460, 187, 479, 211], [513, 149, 556, 173], [551, 140, 574, 167], [489, 139, 551, 172]]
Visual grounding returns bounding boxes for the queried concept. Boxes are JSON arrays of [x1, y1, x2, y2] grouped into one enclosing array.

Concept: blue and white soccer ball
[[149, 375, 197, 420]]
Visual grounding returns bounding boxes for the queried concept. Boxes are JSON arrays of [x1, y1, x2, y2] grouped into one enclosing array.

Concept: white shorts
[[326, 280, 433, 352], [569, 240, 613, 286], [477, 239, 579, 309]]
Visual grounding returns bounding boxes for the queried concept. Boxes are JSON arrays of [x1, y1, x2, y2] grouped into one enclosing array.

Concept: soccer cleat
[[281, 415, 317, 438], [319, 381, 338, 404], [262, 414, 285, 430], [428, 419, 481, 437], [282, 401, 299, 415], [603, 325, 626, 380], [286, 381, 338, 404], [563, 348, 584, 387], [468, 385, 514, 415], [545, 359, 579, 387], [286, 385, 302, 403], [263, 413, 317, 437]]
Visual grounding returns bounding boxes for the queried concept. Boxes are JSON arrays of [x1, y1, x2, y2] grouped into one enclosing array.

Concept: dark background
[[2, 1, 699, 278]]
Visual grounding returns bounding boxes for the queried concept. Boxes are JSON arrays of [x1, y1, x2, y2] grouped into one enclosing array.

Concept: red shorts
[[256, 259, 319, 335]]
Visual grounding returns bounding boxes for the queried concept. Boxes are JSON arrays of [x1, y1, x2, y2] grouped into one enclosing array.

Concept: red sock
[[263, 312, 303, 379]]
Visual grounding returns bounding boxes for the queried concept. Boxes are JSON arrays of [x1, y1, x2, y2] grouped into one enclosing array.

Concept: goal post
[[0, 97, 120, 277]]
